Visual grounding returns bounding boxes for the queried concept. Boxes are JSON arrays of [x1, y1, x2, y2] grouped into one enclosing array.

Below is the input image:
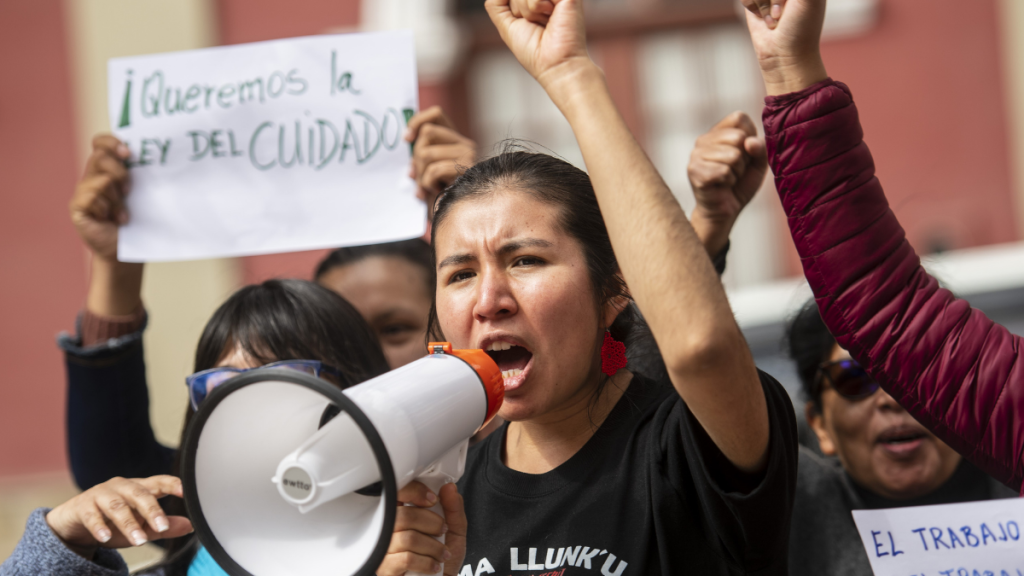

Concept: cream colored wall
[[0, 1, 236, 566], [64, 0, 241, 446], [999, 0, 1024, 237]]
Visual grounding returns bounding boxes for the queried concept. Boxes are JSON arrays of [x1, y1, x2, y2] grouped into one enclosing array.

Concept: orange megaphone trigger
[[428, 342, 504, 427]]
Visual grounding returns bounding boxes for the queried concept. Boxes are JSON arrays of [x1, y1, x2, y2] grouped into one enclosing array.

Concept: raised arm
[[744, 0, 1024, 491], [485, 0, 769, 472], [63, 135, 174, 490]]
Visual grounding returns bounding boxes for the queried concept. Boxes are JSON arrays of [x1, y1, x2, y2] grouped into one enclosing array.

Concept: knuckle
[[402, 551, 422, 567], [419, 123, 438, 140], [107, 497, 128, 512]]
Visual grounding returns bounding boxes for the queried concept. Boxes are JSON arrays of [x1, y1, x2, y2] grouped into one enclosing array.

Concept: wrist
[[537, 59, 607, 117], [759, 53, 828, 96], [690, 208, 733, 258], [45, 511, 97, 560], [87, 256, 144, 317]]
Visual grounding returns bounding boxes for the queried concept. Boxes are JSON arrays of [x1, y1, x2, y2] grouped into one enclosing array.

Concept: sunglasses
[[814, 359, 880, 400], [185, 360, 342, 410]]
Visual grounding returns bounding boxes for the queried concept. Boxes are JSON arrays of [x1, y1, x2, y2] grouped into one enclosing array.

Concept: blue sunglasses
[[185, 360, 342, 410]]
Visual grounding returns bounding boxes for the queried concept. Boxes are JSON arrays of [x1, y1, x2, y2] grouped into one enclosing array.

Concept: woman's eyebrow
[[499, 238, 553, 255], [437, 238, 552, 268], [438, 253, 475, 268]]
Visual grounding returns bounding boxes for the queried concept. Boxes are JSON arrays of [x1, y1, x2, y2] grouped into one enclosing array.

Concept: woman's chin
[[497, 401, 537, 423], [872, 463, 944, 500]]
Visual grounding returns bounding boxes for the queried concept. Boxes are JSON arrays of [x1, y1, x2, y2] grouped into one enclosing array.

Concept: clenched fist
[[687, 111, 769, 257]]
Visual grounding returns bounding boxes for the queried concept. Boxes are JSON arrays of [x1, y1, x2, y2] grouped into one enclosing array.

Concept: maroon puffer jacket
[[762, 78, 1024, 494]]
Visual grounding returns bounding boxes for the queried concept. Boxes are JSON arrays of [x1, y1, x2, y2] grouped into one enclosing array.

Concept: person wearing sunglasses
[[784, 299, 1015, 576], [54, 277, 392, 576]]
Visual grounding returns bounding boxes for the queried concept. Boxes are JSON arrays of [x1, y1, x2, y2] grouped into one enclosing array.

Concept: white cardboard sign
[[107, 31, 424, 262], [852, 497, 1024, 576]]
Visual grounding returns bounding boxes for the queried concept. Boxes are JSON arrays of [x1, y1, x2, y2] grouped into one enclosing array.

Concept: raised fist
[[687, 112, 768, 256], [70, 135, 132, 261]]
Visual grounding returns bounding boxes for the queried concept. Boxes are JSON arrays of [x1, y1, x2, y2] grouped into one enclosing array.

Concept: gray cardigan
[[1, 508, 130, 576]]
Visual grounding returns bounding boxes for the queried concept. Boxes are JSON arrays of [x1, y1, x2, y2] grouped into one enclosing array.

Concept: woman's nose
[[875, 387, 904, 412], [473, 270, 517, 321]]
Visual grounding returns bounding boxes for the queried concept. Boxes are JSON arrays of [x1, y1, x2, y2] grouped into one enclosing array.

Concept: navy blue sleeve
[[0, 508, 127, 576], [59, 320, 176, 490]]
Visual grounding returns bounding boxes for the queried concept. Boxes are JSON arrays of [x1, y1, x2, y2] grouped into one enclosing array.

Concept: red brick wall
[[0, 1, 86, 475], [778, 0, 1018, 274]]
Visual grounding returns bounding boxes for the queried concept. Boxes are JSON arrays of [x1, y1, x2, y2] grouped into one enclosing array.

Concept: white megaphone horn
[[181, 342, 503, 576]]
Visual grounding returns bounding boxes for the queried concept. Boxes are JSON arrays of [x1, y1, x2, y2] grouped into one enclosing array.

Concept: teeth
[[500, 369, 523, 379], [487, 342, 515, 352]]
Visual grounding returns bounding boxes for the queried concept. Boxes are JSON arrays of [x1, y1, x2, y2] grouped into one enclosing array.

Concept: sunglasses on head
[[185, 360, 342, 410], [814, 358, 880, 400]]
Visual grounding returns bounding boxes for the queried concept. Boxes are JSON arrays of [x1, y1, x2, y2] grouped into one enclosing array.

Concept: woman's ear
[[601, 274, 631, 328], [804, 401, 836, 456]]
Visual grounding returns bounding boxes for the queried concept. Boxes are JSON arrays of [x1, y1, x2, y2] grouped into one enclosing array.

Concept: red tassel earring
[[601, 330, 627, 376]]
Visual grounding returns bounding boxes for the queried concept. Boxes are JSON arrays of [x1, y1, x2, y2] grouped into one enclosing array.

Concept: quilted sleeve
[[762, 79, 1024, 492]]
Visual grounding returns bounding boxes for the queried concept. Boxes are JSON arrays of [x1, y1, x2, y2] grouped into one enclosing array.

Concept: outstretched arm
[[745, 0, 1024, 491], [486, 0, 769, 472]]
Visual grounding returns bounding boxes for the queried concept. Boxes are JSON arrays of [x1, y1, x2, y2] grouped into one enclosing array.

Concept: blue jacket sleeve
[[59, 316, 176, 490], [0, 509, 127, 576]]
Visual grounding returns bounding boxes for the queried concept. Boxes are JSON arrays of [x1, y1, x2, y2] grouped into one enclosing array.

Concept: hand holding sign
[[108, 32, 423, 262], [406, 106, 477, 220], [71, 135, 132, 262]]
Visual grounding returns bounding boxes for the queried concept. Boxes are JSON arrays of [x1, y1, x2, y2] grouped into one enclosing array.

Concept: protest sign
[[852, 497, 1024, 576], [107, 31, 423, 262]]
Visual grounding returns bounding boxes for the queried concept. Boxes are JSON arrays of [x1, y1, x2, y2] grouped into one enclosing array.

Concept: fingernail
[[764, 14, 776, 28], [443, 548, 452, 561], [771, 2, 781, 19], [117, 144, 130, 158], [404, 128, 413, 142], [97, 529, 112, 543], [433, 562, 442, 572], [426, 491, 437, 504], [131, 530, 147, 546], [441, 522, 449, 535], [155, 516, 169, 532]]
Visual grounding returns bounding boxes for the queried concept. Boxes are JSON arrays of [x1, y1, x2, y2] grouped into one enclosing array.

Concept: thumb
[[745, 136, 767, 167]]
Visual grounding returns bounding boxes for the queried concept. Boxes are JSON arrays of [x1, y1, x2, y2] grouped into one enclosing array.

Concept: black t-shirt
[[455, 371, 798, 576]]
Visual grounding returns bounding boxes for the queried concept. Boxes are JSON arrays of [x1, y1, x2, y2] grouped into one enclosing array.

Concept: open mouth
[[484, 341, 533, 390], [876, 426, 927, 456]]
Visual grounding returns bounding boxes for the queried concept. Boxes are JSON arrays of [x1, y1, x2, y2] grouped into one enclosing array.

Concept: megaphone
[[181, 342, 503, 576]]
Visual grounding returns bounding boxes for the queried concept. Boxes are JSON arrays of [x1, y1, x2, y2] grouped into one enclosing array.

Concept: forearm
[[85, 257, 143, 317], [65, 340, 174, 490], [546, 64, 768, 470], [764, 79, 1024, 490]]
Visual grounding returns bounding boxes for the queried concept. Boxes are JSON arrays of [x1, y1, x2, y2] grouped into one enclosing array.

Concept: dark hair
[[427, 147, 667, 385], [157, 279, 390, 571], [314, 239, 433, 291], [784, 299, 837, 413]]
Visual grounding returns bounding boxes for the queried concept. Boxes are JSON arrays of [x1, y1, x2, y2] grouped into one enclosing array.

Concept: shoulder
[[795, 446, 851, 500], [986, 474, 1019, 500]]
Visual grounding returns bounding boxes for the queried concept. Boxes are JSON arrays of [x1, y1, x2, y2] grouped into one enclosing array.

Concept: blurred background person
[[62, 109, 476, 490], [742, 0, 1024, 492], [785, 300, 1015, 576], [690, 105, 1017, 574]]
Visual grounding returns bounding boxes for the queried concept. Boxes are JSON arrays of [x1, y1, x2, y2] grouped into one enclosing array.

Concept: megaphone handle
[[407, 439, 469, 576]]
